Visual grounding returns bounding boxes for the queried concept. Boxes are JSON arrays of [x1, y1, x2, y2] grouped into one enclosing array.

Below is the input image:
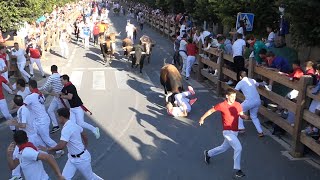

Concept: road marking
[[115, 71, 130, 89], [73, 67, 115, 70], [70, 71, 83, 90], [92, 71, 106, 90]]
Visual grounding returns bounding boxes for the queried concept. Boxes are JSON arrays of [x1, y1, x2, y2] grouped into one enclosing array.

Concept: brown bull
[[160, 64, 183, 95]]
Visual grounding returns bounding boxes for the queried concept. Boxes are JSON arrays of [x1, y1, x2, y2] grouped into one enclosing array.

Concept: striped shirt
[[39, 73, 63, 93]]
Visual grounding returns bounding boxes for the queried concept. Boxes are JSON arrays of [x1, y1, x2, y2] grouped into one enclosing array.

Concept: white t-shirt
[[200, 31, 211, 44], [17, 87, 32, 99], [18, 147, 49, 180], [24, 93, 48, 120], [180, 24, 186, 36], [61, 120, 85, 155], [179, 39, 187, 51], [232, 39, 246, 57], [174, 92, 191, 112], [0, 59, 8, 79], [17, 105, 35, 136], [235, 77, 260, 101], [268, 32, 275, 42], [171, 106, 184, 117], [11, 49, 27, 64]]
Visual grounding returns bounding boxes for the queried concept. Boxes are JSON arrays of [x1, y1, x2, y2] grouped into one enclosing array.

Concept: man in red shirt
[[185, 38, 198, 80], [199, 88, 248, 178], [26, 39, 46, 78]]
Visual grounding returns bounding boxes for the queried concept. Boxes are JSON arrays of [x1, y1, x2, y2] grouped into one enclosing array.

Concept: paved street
[[1, 13, 320, 180]]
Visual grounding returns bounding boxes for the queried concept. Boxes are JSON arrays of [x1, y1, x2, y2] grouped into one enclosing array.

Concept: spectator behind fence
[[246, 35, 267, 64], [264, 50, 291, 74], [217, 35, 232, 55], [232, 33, 246, 83]]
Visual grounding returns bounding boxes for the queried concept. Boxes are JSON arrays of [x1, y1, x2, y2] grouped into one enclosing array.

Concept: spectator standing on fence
[[231, 33, 246, 84], [179, 34, 188, 76], [11, 43, 32, 83], [235, 71, 264, 137], [26, 39, 46, 78], [199, 88, 247, 178], [185, 38, 198, 80]]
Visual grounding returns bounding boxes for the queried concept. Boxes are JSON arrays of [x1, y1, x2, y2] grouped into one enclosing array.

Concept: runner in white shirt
[[235, 71, 264, 137], [8, 95, 46, 180], [126, 21, 135, 41], [24, 80, 64, 158], [179, 34, 188, 76], [0, 55, 14, 94], [39, 65, 66, 134], [165, 86, 197, 117], [10, 43, 31, 82], [45, 108, 103, 180], [7, 131, 64, 180]]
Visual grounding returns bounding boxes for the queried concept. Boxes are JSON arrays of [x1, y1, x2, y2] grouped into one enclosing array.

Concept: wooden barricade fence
[[141, 14, 320, 158]]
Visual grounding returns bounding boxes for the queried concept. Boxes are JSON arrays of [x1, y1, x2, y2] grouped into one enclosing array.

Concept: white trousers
[[29, 58, 45, 76], [60, 42, 69, 58], [186, 56, 196, 78], [179, 51, 188, 75], [17, 62, 31, 82], [1, 72, 13, 93], [70, 107, 96, 134], [84, 36, 90, 48], [208, 130, 242, 170], [63, 150, 103, 180], [174, 91, 191, 112], [48, 97, 65, 127], [0, 99, 14, 130], [34, 117, 58, 148], [238, 100, 263, 133]]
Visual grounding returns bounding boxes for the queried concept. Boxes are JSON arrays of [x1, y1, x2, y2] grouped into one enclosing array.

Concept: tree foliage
[[0, 0, 76, 31]]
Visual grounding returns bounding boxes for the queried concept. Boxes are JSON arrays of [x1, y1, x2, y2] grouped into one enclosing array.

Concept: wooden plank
[[300, 133, 320, 156], [222, 67, 237, 81], [306, 85, 320, 101], [204, 48, 220, 56], [201, 58, 219, 69], [257, 88, 297, 113], [303, 110, 320, 129], [223, 54, 234, 63], [259, 106, 294, 135], [201, 69, 218, 84], [254, 66, 298, 90]]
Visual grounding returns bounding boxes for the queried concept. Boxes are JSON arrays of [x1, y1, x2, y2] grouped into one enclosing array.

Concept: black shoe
[[186, 77, 189, 80], [234, 170, 245, 178], [30, 74, 34, 77], [204, 150, 210, 164], [50, 126, 60, 134], [42, 75, 46, 78]]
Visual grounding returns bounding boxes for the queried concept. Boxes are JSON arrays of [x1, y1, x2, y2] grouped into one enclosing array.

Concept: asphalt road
[[0, 13, 320, 180]]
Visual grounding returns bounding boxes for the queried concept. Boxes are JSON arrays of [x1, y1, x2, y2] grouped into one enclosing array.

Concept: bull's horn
[[163, 58, 167, 66]]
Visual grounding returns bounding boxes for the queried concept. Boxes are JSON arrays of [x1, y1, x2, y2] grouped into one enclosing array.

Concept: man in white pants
[[8, 95, 47, 180], [26, 39, 46, 78], [60, 29, 70, 59], [0, 51, 14, 94], [7, 131, 64, 180], [0, 75, 15, 131], [199, 88, 247, 178], [45, 108, 103, 180], [126, 21, 135, 42], [59, 74, 100, 139], [39, 65, 65, 134], [11, 42, 31, 82], [235, 71, 264, 137], [179, 34, 188, 76], [24, 80, 64, 158]]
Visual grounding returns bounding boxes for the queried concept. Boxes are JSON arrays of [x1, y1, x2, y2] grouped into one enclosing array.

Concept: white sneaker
[[213, 70, 218, 76], [227, 80, 234, 85], [54, 150, 65, 159], [9, 177, 23, 180], [95, 127, 100, 139], [264, 84, 272, 91]]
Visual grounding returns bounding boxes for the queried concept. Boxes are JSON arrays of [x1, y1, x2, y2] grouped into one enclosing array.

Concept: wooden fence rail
[[144, 13, 320, 158]]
